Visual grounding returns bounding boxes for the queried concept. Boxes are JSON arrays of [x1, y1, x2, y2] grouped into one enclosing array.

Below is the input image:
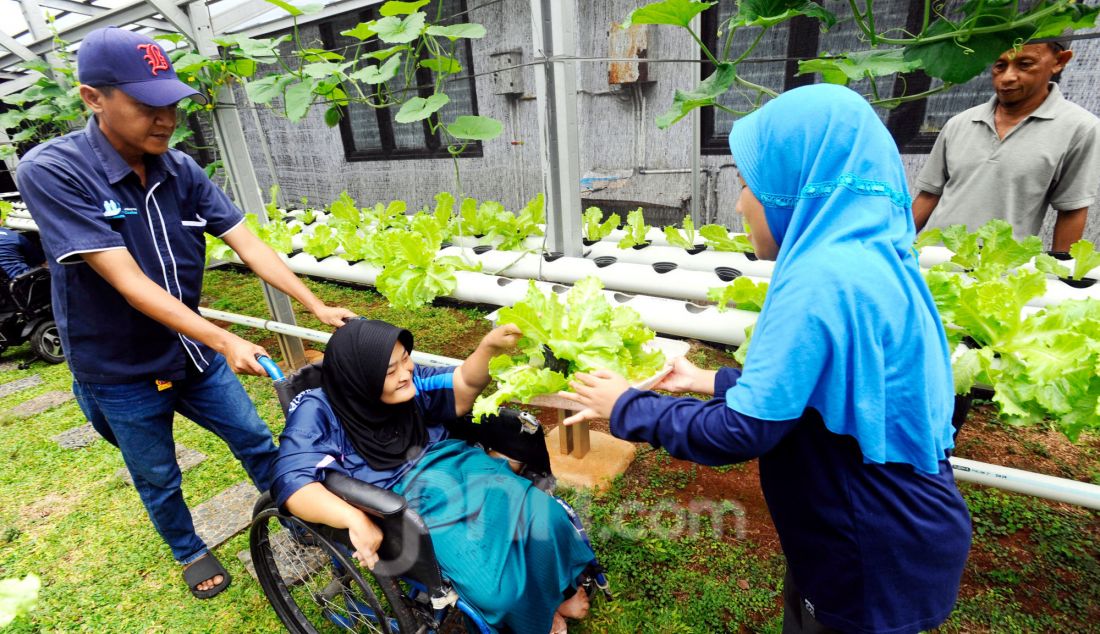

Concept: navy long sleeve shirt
[[610, 367, 971, 634]]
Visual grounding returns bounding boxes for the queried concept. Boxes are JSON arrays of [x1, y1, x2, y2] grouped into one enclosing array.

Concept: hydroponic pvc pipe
[[200, 305, 1100, 511], [198, 307, 460, 368], [582, 240, 776, 279], [438, 246, 772, 304], [950, 457, 1100, 510], [266, 252, 760, 346]]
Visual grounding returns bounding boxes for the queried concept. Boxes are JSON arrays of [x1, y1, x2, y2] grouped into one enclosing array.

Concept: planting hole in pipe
[[543, 251, 565, 263], [687, 244, 708, 255], [441, 242, 453, 249], [551, 284, 569, 294], [745, 252, 759, 261], [613, 292, 635, 303], [652, 262, 678, 274], [1060, 276, 1097, 289], [473, 245, 493, 255], [684, 302, 709, 314], [715, 267, 742, 282], [496, 278, 515, 287], [594, 256, 617, 268]]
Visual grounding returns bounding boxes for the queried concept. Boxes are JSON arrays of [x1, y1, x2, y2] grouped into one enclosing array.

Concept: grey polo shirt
[[916, 83, 1100, 238]]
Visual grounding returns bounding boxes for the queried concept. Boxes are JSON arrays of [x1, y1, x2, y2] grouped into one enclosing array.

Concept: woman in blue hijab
[[561, 84, 971, 633]]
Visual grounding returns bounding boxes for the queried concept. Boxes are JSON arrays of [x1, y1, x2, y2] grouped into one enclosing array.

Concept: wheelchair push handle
[[255, 354, 285, 381]]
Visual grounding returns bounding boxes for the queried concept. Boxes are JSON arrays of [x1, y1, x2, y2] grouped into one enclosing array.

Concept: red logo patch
[[137, 43, 169, 76]]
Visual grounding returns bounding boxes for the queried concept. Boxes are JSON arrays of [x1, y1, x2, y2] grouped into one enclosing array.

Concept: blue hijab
[[726, 84, 954, 474]]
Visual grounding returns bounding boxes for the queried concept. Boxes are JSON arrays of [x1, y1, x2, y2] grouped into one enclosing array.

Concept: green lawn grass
[[1, 268, 1097, 632]]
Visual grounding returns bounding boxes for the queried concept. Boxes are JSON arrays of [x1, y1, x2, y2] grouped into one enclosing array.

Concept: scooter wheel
[[31, 321, 64, 364]]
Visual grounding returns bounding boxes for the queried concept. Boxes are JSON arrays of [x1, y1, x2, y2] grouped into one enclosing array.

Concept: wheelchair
[[0, 267, 63, 367], [249, 359, 609, 633]]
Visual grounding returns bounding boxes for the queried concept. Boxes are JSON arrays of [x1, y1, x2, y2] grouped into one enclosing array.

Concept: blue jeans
[[73, 354, 277, 564]]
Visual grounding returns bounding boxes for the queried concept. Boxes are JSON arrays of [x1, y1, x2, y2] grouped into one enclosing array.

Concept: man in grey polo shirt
[[912, 40, 1100, 252]]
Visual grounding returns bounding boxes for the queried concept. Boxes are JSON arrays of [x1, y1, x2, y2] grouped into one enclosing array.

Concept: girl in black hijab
[[272, 319, 595, 634]]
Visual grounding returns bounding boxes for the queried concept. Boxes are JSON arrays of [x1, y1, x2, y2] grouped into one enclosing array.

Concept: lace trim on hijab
[[754, 173, 909, 210]]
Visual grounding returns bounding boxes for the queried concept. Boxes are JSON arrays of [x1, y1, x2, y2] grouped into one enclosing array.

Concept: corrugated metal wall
[[235, 0, 1100, 245]]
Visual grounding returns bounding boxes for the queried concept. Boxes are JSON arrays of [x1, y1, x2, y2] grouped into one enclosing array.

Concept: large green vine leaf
[[425, 23, 488, 39], [394, 92, 450, 123], [420, 56, 462, 74], [380, 0, 431, 16], [656, 62, 736, 129], [731, 0, 837, 29], [624, 0, 716, 28], [350, 55, 403, 84], [245, 74, 295, 105], [798, 49, 920, 85], [374, 12, 427, 44], [341, 21, 377, 40], [903, 20, 1022, 85], [284, 79, 316, 122], [445, 115, 503, 141]]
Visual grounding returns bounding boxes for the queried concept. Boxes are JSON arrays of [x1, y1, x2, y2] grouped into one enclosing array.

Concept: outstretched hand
[[314, 305, 357, 328], [653, 356, 706, 394], [481, 323, 522, 354], [556, 369, 631, 426]]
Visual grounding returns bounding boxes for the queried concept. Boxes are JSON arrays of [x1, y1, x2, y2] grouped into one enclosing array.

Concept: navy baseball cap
[[78, 26, 207, 106]]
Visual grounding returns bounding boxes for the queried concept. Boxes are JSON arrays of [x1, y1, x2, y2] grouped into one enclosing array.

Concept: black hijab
[[322, 319, 428, 470]]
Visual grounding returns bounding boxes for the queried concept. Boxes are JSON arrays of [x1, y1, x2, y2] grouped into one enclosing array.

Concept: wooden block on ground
[[52, 423, 101, 449], [547, 429, 637, 492], [0, 375, 41, 398], [115, 444, 207, 486], [277, 349, 324, 372], [192, 482, 260, 550]]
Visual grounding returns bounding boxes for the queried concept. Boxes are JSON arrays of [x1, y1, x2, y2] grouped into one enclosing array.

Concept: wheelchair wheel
[[250, 506, 422, 633], [30, 321, 64, 364]]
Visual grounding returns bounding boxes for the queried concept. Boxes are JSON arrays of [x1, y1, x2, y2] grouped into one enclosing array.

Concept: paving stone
[[52, 423, 101, 449], [115, 444, 207, 486], [4, 390, 74, 419], [0, 375, 41, 398], [192, 482, 260, 550], [238, 528, 328, 584], [0, 360, 18, 373]]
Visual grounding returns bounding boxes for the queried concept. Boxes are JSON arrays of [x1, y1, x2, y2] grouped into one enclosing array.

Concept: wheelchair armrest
[[323, 472, 407, 519]]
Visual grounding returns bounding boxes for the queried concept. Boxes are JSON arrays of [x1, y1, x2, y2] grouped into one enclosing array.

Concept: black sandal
[[183, 552, 232, 599]]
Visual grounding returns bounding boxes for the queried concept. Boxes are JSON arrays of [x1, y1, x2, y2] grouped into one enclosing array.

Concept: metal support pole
[[188, 1, 308, 369], [690, 14, 702, 226], [0, 129, 18, 176], [146, 0, 195, 44], [18, 0, 69, 82], [530, 0, 582, 258]]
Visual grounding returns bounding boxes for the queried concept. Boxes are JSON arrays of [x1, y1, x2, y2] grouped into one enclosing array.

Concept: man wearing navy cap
[[15, 26, 355, 599]]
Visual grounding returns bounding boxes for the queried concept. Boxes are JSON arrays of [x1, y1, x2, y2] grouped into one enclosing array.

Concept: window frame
[[318, 1, 483, 162], [700, 1, 945, 155]]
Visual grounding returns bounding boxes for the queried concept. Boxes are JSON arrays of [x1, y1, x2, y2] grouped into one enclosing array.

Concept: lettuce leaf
[[473, 277, 666, 420]]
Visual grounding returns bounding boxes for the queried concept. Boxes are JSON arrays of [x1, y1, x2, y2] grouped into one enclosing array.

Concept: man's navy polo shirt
[[0, 228, 44, 279], [15, 118, 245, 384]]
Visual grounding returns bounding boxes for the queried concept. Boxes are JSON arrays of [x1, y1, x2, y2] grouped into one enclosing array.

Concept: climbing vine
[[627, 0, 1099, 127], [0, 0, 501, 161]]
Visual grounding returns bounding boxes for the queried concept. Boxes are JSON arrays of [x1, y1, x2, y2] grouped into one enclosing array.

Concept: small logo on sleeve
[[103, 200, 137, 219], [155, 379, 173, 391], [137, 43, 170, 76]]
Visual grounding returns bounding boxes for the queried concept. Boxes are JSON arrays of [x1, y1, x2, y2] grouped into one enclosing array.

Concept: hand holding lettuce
[[472, 277, 666, 421]]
